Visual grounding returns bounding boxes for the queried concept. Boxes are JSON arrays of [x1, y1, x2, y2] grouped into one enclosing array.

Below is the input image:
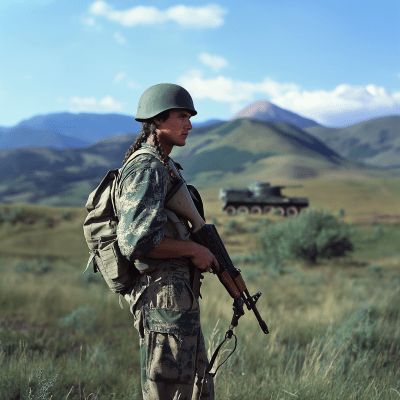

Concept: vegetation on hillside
[[0, 182, 399, 398], [1, 118, 398, 206], [305, 115, 400, 167], [259, 209, 355, 271]]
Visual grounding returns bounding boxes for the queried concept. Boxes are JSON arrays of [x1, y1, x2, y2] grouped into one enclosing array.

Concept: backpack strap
[[116, 148, 164, 198]]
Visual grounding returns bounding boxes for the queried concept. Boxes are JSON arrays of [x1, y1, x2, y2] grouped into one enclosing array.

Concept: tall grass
[[2, 254, 398, 399], [0, 190, 399, 399]]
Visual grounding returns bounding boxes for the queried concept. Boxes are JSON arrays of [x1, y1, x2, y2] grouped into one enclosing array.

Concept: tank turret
[[219, 182, 309, 217]]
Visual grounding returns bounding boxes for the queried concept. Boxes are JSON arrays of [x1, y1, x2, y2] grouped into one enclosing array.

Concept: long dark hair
[[122, 110, 178, 182]]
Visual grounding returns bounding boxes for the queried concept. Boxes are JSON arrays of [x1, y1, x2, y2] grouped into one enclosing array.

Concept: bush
[[245, 225, 260, 233], [0, 206, 26, 225], [81, 270, 103, 285], [366, 264, 384, 278], [60, 210, 71, 220], [259, 218, 271, 226], [14, 258, 53, 275], [259, 209, 354, 269], [230, 252, 262, 264], [225, 220, 238, 232], [28, 366, 60, 400], [370, 225, 385, 241], [209, 216, 218, 226], [58, 306, 98, 335]]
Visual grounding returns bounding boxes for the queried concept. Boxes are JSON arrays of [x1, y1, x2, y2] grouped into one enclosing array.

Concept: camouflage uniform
[[118, 143, 214, 400]]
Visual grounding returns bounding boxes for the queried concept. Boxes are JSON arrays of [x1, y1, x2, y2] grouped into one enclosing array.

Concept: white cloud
[[113, 72, 126, 83], [84, 17, 96, 26], [178, 69, 298, 104], [89, 1, 227, 28], [69, 96, 123, 113], [165, 4, 226, 28], [199, 52, 228, 72], [114, 31, 127, 44], [271, 84, 400, 127], [178, 70, 400, 127], [128, 80, 140, 89]]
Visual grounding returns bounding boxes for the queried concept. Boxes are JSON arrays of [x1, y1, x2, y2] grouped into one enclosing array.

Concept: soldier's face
[[154, 109, 193, 154]]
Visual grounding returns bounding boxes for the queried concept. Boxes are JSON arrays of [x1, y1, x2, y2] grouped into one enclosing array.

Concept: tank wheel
[[237, 206, 249, 215], [226, 206, 237, 216], [250, 206, 262, 215], [262, 206, 273, 214], [272, 206, 285, 216], [287, 206, 299, 217]]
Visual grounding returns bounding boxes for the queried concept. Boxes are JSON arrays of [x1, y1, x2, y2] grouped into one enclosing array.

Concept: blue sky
[[0, 0, 399, 127]]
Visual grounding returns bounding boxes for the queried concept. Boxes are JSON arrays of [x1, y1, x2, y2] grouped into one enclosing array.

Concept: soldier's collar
[[141, 143, 183, 169], [141, 143, 169, 159]]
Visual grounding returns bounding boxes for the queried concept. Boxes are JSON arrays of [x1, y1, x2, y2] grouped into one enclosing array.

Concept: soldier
[[118, 83, 217, 400]]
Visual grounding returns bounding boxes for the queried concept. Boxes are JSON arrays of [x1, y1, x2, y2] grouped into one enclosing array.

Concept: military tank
[[219, 182, 309, 217]]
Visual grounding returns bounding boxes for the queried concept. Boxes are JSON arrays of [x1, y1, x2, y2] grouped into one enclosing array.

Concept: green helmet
[[135, 83, 197, 122]]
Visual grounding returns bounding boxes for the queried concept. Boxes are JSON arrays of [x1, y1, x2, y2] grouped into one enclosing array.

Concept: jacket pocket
[[144, 307, 200, 384]]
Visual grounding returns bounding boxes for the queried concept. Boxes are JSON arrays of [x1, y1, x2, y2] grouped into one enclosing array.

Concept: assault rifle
[[165, 176, 269, 376]]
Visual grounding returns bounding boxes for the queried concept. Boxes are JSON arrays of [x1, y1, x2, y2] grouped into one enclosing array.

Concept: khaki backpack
[[83, 148, 161, 302]]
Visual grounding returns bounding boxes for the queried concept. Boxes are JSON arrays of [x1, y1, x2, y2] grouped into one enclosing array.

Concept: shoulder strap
[[117, 148, 164, 194], [120, 148, 163, 176]]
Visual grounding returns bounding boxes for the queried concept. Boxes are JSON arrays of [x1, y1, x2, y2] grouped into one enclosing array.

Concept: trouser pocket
[[143, 307, 200, 384]]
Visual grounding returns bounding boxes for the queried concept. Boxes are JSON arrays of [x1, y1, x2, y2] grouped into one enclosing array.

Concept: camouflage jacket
[[116, 143, 191, 264]]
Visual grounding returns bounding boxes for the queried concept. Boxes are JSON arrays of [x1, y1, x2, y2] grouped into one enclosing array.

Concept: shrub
[[225, 220, 238, 232], [60, 210, 71, 220], [58, 306, 98, 335], [0, 206, 26, 225], [14, 258, 53, 275], [28, 366, 59, 400], [259, 218, 271, 226], [209, 216, 218, 226], [334, 307, 379, 358], [245, 225, 260, 233], [338, 208, 345, 219], [230, 252, 262, 264], [366, 264, 384, 278], [259, 209, 354, 268], [370, 225, 385, 241]]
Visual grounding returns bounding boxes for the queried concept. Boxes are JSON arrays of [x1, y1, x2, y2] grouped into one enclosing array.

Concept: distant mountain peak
[[232, 100, 320, 129], [236, 100, 275, 115]]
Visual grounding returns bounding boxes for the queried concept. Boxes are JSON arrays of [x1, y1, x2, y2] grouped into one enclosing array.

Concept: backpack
[[82, 148, 160, 304]]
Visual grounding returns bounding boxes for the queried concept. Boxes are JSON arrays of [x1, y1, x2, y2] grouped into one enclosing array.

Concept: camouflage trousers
[[125, 260, 214, 400]]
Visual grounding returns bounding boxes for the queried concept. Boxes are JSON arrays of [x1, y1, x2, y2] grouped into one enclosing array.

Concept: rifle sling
[[205, 327, 237, 377]]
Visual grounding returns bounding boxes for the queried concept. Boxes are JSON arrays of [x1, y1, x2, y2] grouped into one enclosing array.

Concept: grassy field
[[0, 177, 399, 399]]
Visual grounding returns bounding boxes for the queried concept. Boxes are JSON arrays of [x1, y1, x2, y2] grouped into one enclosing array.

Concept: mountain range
[[0, 101, 399, 206], [1, 102, 399, 170], [304, 116, 400, 168], [0, 113, 223, 150], [0, 117, 398, 206]]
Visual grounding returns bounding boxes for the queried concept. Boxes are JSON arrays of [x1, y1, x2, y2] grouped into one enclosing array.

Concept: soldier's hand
[[190, 244, 219, 272]]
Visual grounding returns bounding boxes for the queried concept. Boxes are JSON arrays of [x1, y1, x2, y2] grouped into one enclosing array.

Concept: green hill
[[304, 116, 400, 167], [0, 118, 398, 206]]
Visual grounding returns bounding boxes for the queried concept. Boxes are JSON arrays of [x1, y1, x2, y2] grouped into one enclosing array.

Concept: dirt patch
[[354, 214, 400, 224]]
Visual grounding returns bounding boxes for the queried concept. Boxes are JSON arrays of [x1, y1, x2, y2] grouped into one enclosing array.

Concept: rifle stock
[[164, 178, 269, 335]]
